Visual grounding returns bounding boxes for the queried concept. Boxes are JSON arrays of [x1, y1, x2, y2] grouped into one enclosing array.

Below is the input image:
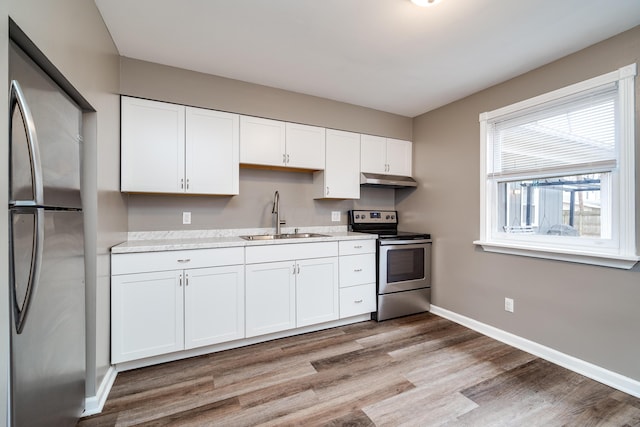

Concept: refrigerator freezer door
[[9, 42, 82, 209], [10, 209, 85, 427], [9, 208, 43, 333]]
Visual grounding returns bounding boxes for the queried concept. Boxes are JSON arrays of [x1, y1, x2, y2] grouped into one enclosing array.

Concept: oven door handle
[[379, 238, 432, 246]]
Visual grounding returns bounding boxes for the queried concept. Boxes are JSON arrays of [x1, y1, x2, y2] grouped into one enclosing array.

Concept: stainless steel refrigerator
[[8, 42, 86, 426]]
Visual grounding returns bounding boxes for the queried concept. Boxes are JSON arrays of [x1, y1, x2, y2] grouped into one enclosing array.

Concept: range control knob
[[355, 214, 360, 219], [386, 215, 391, 220], [391, 215, 395, 220]]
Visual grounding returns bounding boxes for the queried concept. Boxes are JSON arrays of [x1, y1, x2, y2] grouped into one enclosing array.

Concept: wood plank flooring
[[78, 313, 640, 426]]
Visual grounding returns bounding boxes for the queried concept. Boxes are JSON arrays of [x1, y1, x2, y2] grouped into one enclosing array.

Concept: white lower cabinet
[[340, 283, 376, 318], [245, 242, 339, 338], [184, 265, 245, 350], [111, 248, 244, 364], [111, 239, 375, 366], [338, 239, 377, 318], [245, 261, 296, 338], [296, 258, 340, 328], [112, 270, 184, 363]]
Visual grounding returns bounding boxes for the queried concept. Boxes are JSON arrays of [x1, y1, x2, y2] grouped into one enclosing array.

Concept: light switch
[[331, 211, 341, 222], [183, 212, 191, 225]]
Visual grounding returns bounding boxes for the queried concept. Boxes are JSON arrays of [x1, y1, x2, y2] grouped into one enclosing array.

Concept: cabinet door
[[111, 270, 184, 363], [121, 97, 185, 193], [245, 261, 296, 338], [240, 116, 286, 167], [285, 122, 325, 170], [360, 134, 387, 174], [296, 257, 339, 327], [184, 265, 245, 349], [186, 107, 239, 195], [318, 129, 360, 199], [386, 138, 412, 176]]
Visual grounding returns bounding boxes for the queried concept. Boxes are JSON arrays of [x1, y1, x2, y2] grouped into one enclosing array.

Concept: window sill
[[473, 240, 639, 269]]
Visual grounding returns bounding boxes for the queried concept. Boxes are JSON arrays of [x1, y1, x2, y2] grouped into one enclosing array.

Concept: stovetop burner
[[348, 210, 430, 240], [377, 230, 431, 240]]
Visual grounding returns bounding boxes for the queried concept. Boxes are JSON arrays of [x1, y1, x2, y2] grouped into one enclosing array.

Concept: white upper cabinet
[[361, 134, 412, 177], [360, 134, 387, 175], [121, 96, 239, 195], [121, 97, 185, 193], [239, 116, 286, 167], [386, 138, 412, 176], [314, 129, 360, 199], [284, 122, 325, 169], [240, 116, 325, 170], [185, 107, 239, 195]]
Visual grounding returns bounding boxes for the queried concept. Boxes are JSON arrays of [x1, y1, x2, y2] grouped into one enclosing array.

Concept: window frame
[[475, 64, 638, 269]]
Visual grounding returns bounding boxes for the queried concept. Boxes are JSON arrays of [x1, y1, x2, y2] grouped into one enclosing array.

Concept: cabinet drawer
[[339, 254, 376, 287], [245, 242, 338, 264], [340, 283, 376, 318], [112, 247, 244, 275], [339, 239, 375, 255]]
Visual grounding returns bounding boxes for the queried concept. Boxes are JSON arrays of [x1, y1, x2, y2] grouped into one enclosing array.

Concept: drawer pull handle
[[354, 299, 363, 303], [354, 268, 363, 272], [354, 245, 363, 249], [177, 259, 191, 263]]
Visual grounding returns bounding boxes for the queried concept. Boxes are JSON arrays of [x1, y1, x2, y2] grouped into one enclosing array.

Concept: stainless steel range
[[349, 210, 432, 321]]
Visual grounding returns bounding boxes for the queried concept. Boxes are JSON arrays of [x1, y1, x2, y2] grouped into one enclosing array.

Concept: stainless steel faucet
[[272, 191, 286, 234]]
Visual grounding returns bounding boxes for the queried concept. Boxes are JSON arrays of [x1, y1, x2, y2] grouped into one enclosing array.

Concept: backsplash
[[127, 168, 396, 232]]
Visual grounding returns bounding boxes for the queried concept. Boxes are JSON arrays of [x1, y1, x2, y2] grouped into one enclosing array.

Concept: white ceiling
[[95, 0, 640, 117]]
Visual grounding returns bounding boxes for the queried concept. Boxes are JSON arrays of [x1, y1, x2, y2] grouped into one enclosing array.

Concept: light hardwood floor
[[78, 313, 640, 426]]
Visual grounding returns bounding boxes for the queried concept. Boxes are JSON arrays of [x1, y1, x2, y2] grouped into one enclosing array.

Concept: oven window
[[386, 248, 425, 283]]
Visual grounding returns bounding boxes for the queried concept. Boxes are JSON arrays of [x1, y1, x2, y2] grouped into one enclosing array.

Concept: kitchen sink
[[240, 233, 329, 241]]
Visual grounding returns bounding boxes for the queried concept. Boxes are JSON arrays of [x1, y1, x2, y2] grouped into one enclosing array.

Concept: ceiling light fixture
[[411, 0, 442, 6]]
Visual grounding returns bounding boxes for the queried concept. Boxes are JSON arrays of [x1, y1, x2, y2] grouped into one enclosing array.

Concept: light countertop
[[111, 227, 377, 254]]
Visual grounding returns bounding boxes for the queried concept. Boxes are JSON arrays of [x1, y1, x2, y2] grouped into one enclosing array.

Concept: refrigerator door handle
[[12, 209, 45, 334], [10, 79, 44, 206]]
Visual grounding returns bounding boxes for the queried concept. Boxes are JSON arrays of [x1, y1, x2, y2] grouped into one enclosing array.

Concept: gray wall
[[120, 58, 412, 231], [396, 25, 640, 381], [6, 0, 128, 401]]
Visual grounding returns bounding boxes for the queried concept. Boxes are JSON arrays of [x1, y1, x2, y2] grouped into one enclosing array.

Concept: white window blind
[[488, 83, 618, 180]]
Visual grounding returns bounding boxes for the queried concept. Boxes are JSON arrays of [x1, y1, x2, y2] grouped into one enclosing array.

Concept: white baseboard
[[82, 366, 118, 417], [429, 305, 640, 399]]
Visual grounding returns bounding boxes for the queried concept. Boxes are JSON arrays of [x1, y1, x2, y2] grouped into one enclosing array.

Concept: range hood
[[360, 172, 418, 188]]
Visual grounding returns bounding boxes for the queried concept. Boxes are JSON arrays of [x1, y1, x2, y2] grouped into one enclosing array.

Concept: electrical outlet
[[331, 211, 341, 222], [182, 212, 191, 225], [504, 297, 514, 313]]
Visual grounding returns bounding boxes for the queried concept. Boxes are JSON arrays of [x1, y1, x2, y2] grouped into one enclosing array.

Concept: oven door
[[379, 240, 431, 294]]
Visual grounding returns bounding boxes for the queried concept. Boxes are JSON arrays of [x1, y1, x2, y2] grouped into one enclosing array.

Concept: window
[[475, 64, 637, 269]]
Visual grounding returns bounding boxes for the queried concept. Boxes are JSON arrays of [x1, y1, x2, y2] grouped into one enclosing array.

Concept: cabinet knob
[[326, 186, 330, 196], [179, 274, 183, 287], [180, 178, 184, 189], [185, 274, 189, 286], [186, 178, 190, 190]]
